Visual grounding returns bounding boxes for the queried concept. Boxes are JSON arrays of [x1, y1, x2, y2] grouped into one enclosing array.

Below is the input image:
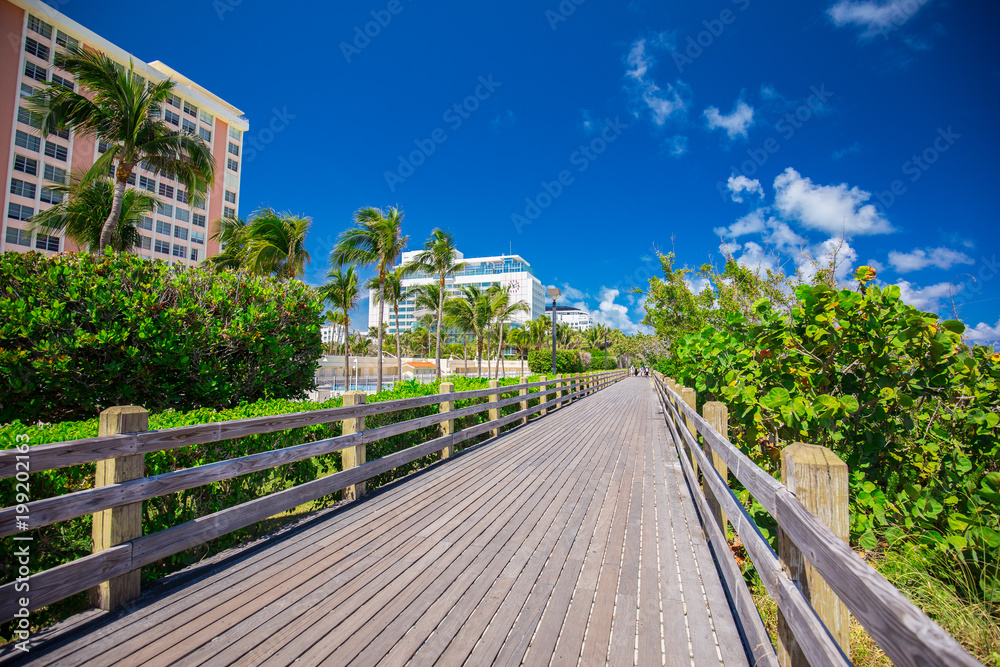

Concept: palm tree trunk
[[394, 305, 402, 384], [344, 312, 351, 392], [496, 325, 505, 380], [376, 280, 385, 392], [99, 174, 128, 252], [435, 275, 445, 379], [477, 336, 483, 377]]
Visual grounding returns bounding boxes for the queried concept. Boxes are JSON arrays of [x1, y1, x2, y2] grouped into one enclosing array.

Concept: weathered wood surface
[[655, 374, 983, 667], [0, 373, 611, 478], [0, 377, 745, 666]]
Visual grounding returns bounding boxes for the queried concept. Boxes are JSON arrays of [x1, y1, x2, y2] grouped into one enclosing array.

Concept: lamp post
[[547, 287, 561, 376]]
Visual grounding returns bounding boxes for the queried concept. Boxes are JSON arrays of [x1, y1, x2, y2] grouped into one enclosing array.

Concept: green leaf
[[840, 395, 859, 413], [859, 529, 878, 550], [761, 387, 791, 409], [940, 319, 966, 334]]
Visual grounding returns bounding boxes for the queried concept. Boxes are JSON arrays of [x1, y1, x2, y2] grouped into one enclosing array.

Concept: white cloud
[[887, 247, 974, 273], [589, 287, 652, 334], [728, 241, 782, 275], [966, 319, 1000, 346], [726, 175, 764, 203], [624, 38, 686, 127], [715, 210, 807, 256], [796, 237, 859, 285], [685, 275, 712, 295], [668, 135, 688, 156], [559, 283, 589, 302], [866, 259, 886, 273], [704, 99, 755, 139], [773, 167, 894, 236], [827, 0, 933, 39], [895, 279, 956, 312]]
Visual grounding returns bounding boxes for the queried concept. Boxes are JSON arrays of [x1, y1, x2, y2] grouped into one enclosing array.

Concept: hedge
[[0, 251, 323, 423], [527, 349, 584, 374]]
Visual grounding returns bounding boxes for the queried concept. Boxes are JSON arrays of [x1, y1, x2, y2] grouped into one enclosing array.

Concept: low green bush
[[527, 349, 583, 374], [583, 348, 618, 370], [0, 251, 323, 423]]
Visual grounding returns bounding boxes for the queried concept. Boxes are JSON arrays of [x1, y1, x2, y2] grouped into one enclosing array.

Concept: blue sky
[[59, 0, 1000, 343]]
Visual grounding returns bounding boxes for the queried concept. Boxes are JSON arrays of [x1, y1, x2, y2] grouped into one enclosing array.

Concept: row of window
[[27, 14, 78, 51], [5, 225, 59, 252], [149, 238, 198, 261], [16, 127, 69, 160], [12, 155, 66, 184]]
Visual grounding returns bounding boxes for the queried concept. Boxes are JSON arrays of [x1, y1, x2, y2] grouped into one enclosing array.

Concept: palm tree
[[319, 265, 360, 392], [528, 317, 552, 351], [29, 46, 214, 252], [487, 284, 529, 379], [206, 208, 311, 279], [507, 327, 531, 377], [444, 285, 492, 377], [333, 207, 407, 392], [407, 229, 465, 379], [369, 268, 409, 383], [29, 176, 157, 253]]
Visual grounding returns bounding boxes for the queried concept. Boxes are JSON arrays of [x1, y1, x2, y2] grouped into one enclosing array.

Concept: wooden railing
[[0, 370, 627, 622], [651, 371, 981, 667]]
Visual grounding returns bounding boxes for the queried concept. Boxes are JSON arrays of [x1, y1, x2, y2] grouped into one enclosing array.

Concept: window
[[56, 30, 78, 50], [14, 155, 38, 176], [172, 244, 186, 258], [139, 235, 151, 250], [44, 142, 67, 161], [40, 187, 63, 204], [8, 203, 34, 221], [229, 126, 241, 140], [175, 207, 189, 222], [25, 37, 50, 61], [15, 130, 40, 152], [53, 128, 69, 140], [164, 110, 179, 126], [182, 118, 196, 134], [224, 190, 236, 203], [139, 217, 153, 231], [43, 164, 66, 183], [18, 107, 42, 128], [156, 220, 171, 236], [191, 231, 205, 245], [157, 202, 173, 217], [183, 101, 197, 117], [158, 183, 174, 199], [192, 213, 206, 228], [224, 206, 236, 218], [20, 83, 36, 99], [10, 178, 36, 199], [227, 158, 238, 172], [24, 61, 47, 82], [27, 14, 52, 39], [154, 239, 170, 255], [98, 141, 110, 153], [35, 234, 60, 252], [51, 74, 73, 91], [167, 94, 180, 108], [139, 175, 155, 192], [5, 227, 31, 247], [198, 127, 211, 142], [174, 226, 188, 241], [199, 109, 214, 125], [227, 142, 239, 157], [190, 248, 199, 262], [176, 190, 188, 204]]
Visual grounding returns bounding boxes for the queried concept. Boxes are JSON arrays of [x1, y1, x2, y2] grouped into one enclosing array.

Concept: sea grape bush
[[527, 349, 584, 374], [655, 269, 999, 598], [0, 251, 324, 423]]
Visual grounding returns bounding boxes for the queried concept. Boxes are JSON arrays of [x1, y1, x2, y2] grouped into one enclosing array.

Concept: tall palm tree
[[407, 229, 465, 379], [333, 207, 408, 392], [203, 214, 247, 272], [206, 208, 311, 279], [319, 265, 360, 392], [444, 285, 492, 377], [29, 176, 157, 253], [29, 46, 214, 252], [528, 317, 552, 351], [507, 326, 531, 377], [369, 268, 409, 383], [487, 284, 529, 379]]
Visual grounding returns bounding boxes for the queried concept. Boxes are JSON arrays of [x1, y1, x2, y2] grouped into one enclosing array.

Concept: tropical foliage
[[406, 229, 465, 378], [206, 208, 311, 280], [319, 264, 361, 391]]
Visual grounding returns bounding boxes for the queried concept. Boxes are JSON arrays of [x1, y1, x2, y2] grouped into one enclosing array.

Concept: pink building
[[0, 0, 249, 263]]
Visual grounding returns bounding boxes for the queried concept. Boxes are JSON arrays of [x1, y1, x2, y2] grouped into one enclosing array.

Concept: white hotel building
[[368, 250, 546, 334]]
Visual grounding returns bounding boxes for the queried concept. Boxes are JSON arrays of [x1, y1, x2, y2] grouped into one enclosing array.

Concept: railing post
[[341, 391, 366, 500], [488, 379, 500, 438], [519, 376, 529, 425], [91, 406, 146, 611], [778, 443, 851, 667], [680, 387, 699, 478], [439, 382, 455, 459], [703, 402, 729, 536], [540, 376, 548, 416]]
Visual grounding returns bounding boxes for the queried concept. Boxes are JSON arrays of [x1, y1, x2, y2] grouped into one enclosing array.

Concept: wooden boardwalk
[[4, 377, 750, 666]]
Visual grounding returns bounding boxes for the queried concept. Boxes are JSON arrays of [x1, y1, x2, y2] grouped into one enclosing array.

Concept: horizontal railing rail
[[651, 371, 981, 667], [0, 371, 627, 623]]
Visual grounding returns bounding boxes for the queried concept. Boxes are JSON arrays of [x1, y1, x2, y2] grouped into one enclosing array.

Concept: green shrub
[[0, 251, 323, 423], [584, 348, 618, 370], [527, 349, 583, 374]]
